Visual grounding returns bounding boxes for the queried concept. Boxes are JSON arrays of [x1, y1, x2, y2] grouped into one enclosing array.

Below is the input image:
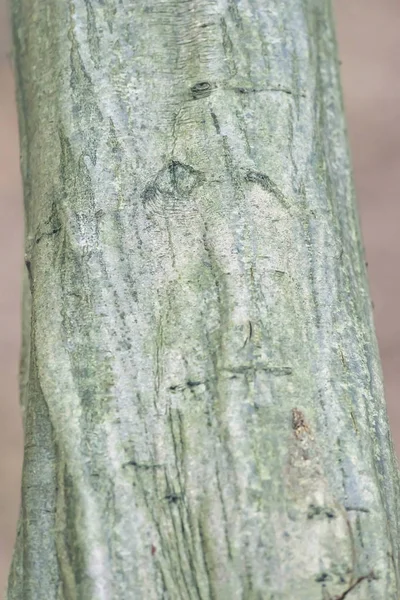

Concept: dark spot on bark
[[191, 81, 214, 100], [151, 544, 156, 556], [315, 571, 330, 583], [187, 380, 202, 388], [307, 504, 336, 520], [234, 86, 257, 94], [165, 492, 182, 504]]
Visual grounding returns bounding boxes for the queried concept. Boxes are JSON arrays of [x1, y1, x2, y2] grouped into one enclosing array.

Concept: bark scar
[[190, 81, 215, 100]]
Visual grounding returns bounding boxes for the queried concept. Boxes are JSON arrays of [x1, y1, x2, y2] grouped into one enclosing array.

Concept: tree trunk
[[8, 0, 400, 598]]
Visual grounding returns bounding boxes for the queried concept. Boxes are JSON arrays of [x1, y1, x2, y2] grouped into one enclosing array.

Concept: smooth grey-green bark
[[8, 0, 400, 598]]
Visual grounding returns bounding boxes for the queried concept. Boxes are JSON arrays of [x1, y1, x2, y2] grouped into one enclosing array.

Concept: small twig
[[332, 571, 377, 600]]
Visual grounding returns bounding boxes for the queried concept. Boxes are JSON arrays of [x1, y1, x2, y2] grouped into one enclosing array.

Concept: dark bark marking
[[164, 492, 183, 504], [230, 85, 304, 97], [331, 571, 377, 600], [186, 380, 203, 388], [303, 215, 322, 328], [122, 460, 163, 470], [190, 81, 215, 100], [336, 437, 348, 496], [223, 364, 292, 376], [244, 170, 290, 211], [163, 467, 201, 600], [35, 225, 62, 245], [167, 408, 204, 597], [168, 380, 206, 395], [315, 571, 331, 583], [227, 0, 244, 30], [355, 513, 365, 550], [142, 161, 204, 218], [307, 504, 336, 520], [24, 255, 34, 295], [292, 408, 311, 439], [210, 110, 221, 135], [197, 519, 217, 600]]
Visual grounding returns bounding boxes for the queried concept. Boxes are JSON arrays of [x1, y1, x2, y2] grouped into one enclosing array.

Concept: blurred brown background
[[1, 0, 400, 594]]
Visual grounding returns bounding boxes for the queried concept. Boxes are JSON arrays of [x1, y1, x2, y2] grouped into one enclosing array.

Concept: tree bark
[[8, 0, 400, 598]]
